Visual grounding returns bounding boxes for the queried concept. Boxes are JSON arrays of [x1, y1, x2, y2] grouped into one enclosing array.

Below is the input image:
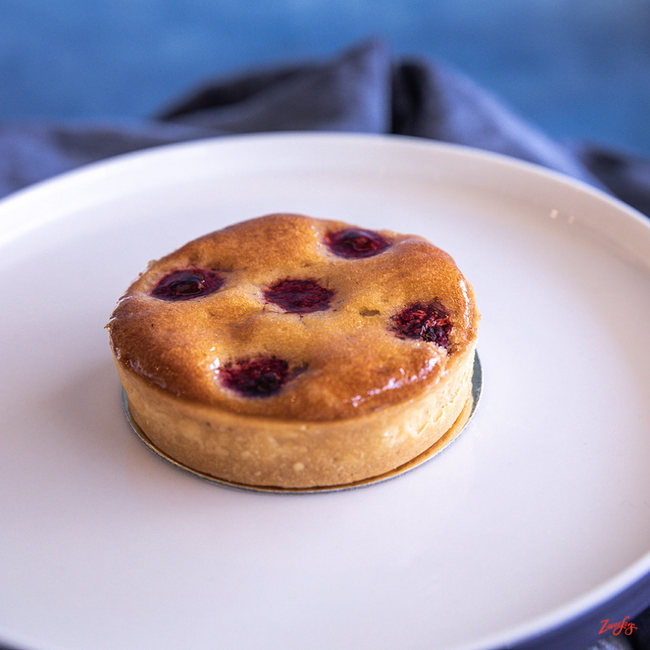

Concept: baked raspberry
[[152, 268, 224, 301], [390, 301, 452, 349], [325, 228, 390, 258], [220, 356, 289, 397], [264, 279, 334, 314]]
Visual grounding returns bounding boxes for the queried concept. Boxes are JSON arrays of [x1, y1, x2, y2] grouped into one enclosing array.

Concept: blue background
[[1, 0, 649, 155]]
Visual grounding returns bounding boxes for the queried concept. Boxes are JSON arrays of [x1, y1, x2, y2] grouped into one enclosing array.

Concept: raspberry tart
[[107, 213, 480, 489]]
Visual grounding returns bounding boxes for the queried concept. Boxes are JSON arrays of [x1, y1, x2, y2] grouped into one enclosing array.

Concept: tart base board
[[122, 353, 482, 494]]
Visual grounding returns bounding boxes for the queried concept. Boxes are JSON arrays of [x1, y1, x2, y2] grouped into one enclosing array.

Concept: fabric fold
[[391, 57, 603, 187], [0, 38, 648, 217], [158, 39, 393, 134]]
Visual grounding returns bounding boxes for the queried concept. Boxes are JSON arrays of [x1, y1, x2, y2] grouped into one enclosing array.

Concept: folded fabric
[[0, 39, 649, 650], [1, 39, 649, 219]]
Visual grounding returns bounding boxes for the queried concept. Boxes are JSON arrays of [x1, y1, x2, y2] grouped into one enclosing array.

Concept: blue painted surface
[[0, 0, 649, 154]]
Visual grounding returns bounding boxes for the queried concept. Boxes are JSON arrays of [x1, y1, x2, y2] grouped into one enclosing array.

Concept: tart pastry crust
[[108, 213, 479, 488]]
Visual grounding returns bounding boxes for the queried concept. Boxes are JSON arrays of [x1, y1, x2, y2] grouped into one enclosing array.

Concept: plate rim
[[2, 131, 649, 242]]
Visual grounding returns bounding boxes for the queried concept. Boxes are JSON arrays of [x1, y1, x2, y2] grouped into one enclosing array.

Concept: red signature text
[[599, 616, 637, 636]]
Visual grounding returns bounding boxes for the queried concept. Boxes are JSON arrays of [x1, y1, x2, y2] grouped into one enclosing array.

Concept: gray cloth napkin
[[1, 39, 649, 216], [1, 39, 648, 650]]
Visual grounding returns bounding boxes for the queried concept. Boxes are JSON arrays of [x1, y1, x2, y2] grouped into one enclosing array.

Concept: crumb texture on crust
[[108, 213, 479, 421]]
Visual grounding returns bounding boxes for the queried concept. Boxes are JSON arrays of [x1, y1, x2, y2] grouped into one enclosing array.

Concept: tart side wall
[[115, 343, 476, 489]]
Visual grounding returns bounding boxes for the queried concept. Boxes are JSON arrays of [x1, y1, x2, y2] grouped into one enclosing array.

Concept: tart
[[107, 213, 479, 489]]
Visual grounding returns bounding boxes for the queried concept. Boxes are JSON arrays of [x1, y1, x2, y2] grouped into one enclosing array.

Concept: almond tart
[[107, 213, 479, 490]]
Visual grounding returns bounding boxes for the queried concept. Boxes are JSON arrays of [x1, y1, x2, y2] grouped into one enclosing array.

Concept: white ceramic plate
[[1, 133, 650, 650]]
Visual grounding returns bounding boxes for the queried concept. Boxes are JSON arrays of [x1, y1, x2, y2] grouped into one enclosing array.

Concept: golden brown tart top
[[107, 213, 479, 421]]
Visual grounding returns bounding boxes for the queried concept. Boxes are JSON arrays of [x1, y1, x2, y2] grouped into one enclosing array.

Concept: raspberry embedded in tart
[[219, 356, 290, 397], [390, 301, 452, 350], [152, 268, 224, 301], [325, 228, 390, 258], [263, 278, 334, 314]]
